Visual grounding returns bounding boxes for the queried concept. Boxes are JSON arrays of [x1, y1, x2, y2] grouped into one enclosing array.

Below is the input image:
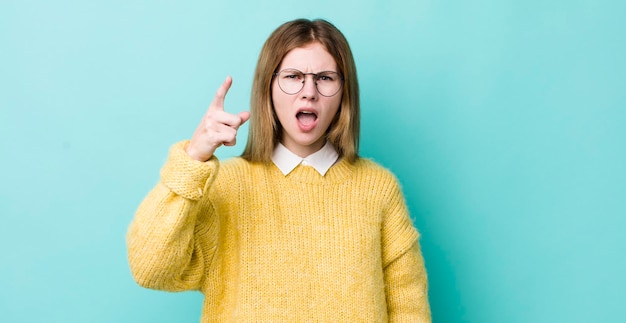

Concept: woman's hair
[[241, 18, 360, 163]]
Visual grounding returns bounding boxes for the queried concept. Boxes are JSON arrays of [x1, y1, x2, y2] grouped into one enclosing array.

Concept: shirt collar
[[271, 141, 339, 176]]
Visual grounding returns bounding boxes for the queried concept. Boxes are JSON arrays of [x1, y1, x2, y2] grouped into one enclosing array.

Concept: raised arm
[[127, 77, 249, 291], [126, 142, 219, 292]]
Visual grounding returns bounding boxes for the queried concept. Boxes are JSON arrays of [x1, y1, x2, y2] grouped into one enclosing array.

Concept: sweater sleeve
[[126, 141, 220, 292], [381, 175, 431, 322], [384, 241, 431, 322]]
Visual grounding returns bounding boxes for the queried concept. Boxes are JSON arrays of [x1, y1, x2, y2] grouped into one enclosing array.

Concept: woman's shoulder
[[354, 157, 394, 174], [220, 156, 249, 168], [209, 157, 262, 193], [218, 157, 269, 178], [220, 157, 252, 173], [353, 157, 401, 185]]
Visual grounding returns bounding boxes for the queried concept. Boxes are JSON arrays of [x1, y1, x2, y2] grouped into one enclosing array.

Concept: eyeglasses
[[273, 69, 344, 97]]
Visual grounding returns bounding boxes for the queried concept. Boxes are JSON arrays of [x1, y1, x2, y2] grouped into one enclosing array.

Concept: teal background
[[1, 0, 624, 322]]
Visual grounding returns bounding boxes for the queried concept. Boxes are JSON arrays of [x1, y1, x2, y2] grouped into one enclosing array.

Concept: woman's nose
[[300, 75, 318, 100]]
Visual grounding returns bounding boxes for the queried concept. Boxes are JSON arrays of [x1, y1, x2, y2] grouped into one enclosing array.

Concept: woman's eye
[[284, 73, 301, 80], [318, 75, 334, 82]]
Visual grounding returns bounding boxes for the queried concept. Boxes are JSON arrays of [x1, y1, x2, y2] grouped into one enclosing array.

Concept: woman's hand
[[186, 76, 251, 162]]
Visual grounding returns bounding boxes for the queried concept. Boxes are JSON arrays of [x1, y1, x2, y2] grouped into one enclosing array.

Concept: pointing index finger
[[209, 76, 232, 112]]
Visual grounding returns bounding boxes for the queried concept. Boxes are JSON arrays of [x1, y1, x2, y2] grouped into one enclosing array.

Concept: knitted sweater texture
[[127, 141, 431, 322]]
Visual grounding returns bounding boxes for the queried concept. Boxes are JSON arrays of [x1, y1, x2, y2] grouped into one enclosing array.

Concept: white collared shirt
[[271, 141, 339, 176]]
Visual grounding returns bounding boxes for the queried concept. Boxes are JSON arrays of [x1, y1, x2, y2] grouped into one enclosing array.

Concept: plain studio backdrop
[[1, 1, 624, 322]]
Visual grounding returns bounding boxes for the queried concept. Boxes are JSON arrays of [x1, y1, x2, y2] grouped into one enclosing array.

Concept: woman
[[127, 18, 431, 322]]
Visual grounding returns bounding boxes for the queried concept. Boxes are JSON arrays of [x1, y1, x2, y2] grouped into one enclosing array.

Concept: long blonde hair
[[241, 18, 360, 163]]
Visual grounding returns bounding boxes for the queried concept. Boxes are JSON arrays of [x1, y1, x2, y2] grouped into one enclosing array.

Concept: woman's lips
[[296, 111, 318, 132]]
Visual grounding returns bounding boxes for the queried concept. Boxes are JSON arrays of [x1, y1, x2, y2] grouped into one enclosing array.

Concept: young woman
[[127, 18, 431, 322]]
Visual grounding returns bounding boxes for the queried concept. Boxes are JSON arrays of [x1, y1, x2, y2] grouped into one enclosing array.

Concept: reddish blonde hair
[[241, 18, 360, 163]]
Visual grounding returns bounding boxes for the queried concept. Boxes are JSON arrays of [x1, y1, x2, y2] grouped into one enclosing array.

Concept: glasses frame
[[273, 68, 344, 97]]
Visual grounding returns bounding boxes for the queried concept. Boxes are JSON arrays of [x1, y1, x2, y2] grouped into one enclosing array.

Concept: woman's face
[[272, 42, 342, 157]]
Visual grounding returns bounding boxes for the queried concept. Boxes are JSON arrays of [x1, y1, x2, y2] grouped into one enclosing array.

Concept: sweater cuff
[[159, 140, 219, 201]]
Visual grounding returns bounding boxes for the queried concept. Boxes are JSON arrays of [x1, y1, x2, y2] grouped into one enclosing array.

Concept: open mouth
[[296, 111, 318, 126]]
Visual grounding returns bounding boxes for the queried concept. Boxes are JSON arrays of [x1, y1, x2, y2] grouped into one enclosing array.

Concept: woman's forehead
[[278, 42, 337, 72]]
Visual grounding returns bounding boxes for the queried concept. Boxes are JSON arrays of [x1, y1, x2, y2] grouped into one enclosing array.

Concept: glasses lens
[[277, 70, 305, 95], [277, 69, 343, 97], [315, 71, 342, 97]]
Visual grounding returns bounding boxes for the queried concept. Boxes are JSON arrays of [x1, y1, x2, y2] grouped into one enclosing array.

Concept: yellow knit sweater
[[127, 141, 431, 322]]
